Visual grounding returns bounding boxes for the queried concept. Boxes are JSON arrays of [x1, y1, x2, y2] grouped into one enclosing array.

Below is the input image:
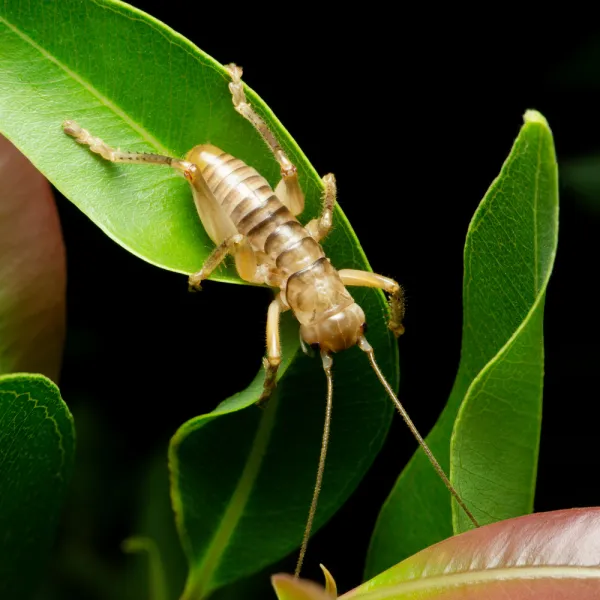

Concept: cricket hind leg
[[306, 174, 336, 243], [225, 64, 305, 216], [339, 270, 406, 337], [62, 121, 196, 177]]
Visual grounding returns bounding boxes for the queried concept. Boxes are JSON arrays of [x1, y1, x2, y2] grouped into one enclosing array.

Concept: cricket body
[[63, 63, 478, 578]]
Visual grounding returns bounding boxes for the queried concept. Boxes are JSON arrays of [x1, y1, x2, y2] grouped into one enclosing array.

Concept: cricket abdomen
[[188, 145, 325, 272]]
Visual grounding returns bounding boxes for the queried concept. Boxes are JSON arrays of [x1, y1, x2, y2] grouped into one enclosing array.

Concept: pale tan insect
[[63, 63, 478, 578]]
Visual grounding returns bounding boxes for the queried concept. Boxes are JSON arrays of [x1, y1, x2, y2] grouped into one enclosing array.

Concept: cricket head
[[299, 302, 367, 353]]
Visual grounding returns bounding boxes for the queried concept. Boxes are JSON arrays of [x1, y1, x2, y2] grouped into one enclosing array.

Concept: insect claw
[[62, 119, 81, 137], [255, 394, 270, 410], [388, 322, 405, 337], [187, 279, 202, 293], [257, 387, 274, 410], [257, 356, 280, 408], [225, 63, 243, 81]]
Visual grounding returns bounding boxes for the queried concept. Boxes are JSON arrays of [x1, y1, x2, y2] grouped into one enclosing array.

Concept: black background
[[42, 5, 600, 599]]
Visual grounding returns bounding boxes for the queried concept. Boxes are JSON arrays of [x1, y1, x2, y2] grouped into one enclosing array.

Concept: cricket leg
[[188, 234, 245, 291], [257, 294, 289, 408], [225, 64, 305, 216], [62, 120, 197, 179], [306, 174, 336, 242], [339, 270, 406, 337]]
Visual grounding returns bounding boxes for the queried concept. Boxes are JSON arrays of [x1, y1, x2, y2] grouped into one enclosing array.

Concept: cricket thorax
[[285, 257, 366, 352]]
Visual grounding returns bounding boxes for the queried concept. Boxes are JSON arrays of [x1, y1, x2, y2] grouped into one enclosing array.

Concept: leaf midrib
[[0, 14, 169, 154], [533, 122, 543, 293], [451, 120, 556, 529], [182, 396, 280, 598], [348, 566, 600, 599]]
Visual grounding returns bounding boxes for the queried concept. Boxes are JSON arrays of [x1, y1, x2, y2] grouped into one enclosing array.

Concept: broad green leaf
[[0, 0, 398, 594], [0, 0, 356, 281], [450, 111, 558, 531], [170, 297, 394, 598], [0, 374, 76, 600], [366, 111, 558, 576], [0, 134, 65, 382], [345, 508, 600, 599], [125, 455, 283, 600]]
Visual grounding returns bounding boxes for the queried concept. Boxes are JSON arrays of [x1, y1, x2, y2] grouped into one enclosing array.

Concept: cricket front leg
[[257, 294, 288, 408], [339, 270, 406, 337]]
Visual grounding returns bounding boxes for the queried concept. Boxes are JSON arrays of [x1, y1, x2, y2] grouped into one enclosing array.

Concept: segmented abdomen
[[188, 144, 355, 327], [195, 145, 324, 275]]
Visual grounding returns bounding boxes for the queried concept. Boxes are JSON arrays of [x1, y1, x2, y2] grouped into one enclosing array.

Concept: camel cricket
[[63, 62, 478, 578]]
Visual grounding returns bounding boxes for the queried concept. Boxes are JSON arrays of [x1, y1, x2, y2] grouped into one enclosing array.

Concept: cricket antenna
[[357, 335, 479, 529], [295, 350, 334, 578]]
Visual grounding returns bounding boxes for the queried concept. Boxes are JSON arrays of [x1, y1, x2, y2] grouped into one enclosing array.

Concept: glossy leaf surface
[[367, 111, 559, 575], [277, 509, 600, 600], [350, 509, 600, 599], [0, 1, 398, 594], [0, 374, 75, 599]]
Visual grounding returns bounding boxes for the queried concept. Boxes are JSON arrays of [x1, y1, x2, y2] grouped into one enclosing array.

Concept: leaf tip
[[523, 109, 549, 128]]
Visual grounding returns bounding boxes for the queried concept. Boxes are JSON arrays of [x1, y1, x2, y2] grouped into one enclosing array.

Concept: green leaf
[[1, 0, 342, 281], [0, 374, 76, 600], [450, 111, 558, 531], [171, 300, 394, 597], [346, 508, 600, 599], [366, 111, 559, 576], [0, 0, 398, 595]]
